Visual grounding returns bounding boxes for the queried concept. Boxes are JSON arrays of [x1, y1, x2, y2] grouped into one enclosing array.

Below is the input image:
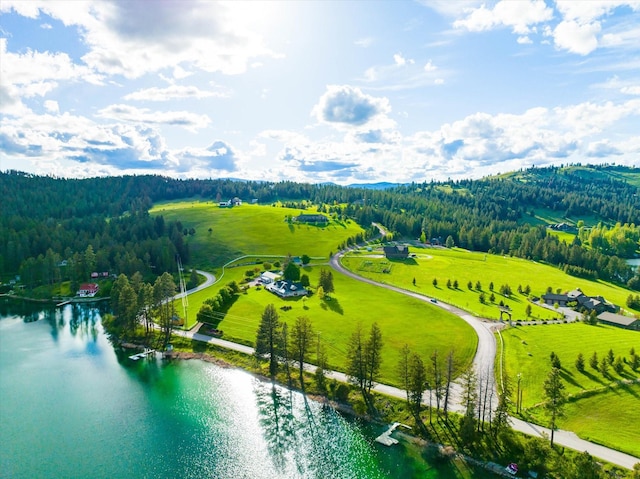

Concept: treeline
[[2, 165, 639, 290]]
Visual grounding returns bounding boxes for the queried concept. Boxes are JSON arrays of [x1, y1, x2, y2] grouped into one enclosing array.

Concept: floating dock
[[56, 300, 71, 307], [128, 349, 156, 361], [375, 422, 411, 446]]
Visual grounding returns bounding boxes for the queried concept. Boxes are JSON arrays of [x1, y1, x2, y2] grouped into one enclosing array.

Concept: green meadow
[[555, 383, 640, 458], [178, 263, 477, 387], [501, 323, 640, 456], [340, 247, 638, 321], [150, 200, 364, 269]]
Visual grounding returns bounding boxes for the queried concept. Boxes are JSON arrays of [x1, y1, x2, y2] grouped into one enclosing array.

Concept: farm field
[[177, 263, 478, 387], [150, 200, 364, 269], [340, 247, 639, 321]]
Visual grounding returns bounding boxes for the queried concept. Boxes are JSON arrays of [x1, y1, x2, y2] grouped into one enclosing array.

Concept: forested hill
[[1, 165, 639, 292]]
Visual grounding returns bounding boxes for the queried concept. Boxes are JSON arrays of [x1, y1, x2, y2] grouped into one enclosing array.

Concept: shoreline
[[1, 293, 110, 305]]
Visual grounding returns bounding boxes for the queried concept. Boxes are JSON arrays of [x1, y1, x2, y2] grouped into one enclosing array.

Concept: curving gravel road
[[327, 251, 640, 469]]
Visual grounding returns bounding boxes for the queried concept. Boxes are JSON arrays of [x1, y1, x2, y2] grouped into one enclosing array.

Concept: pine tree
[[255, 304, 282, 379]]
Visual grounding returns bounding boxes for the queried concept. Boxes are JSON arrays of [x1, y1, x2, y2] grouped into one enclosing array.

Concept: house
[[219, 201, 230, 208], [294, 214, 328, 224], [232, 197, 242, 206], [383, 245, 409, 259], [260, 271, 281, 284], [251, 199, 258, 204], [541, 288, 615, 314], [77, 283, 99, 297], [597, 312, 640, 330], [541, 293, 568, 307], [265, 280, 309, 298]]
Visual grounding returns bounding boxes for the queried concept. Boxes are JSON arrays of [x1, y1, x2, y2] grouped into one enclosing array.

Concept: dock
[[56, 300, 71, 307], [128, 349, 156, 361], [375, 422, 411, 446]]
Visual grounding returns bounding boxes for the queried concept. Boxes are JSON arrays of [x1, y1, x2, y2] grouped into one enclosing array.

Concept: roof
[[79, 283, 99, 291], [384, 245, 408, 253], [260, 271, 281, 281], [567, 289, 584, 299], [597, 312, 639, 327], [541, 293, 568, 301]]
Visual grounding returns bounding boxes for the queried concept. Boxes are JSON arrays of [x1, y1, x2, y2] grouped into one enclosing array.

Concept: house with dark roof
[[541, 288, 615, 314], [294, 214, 328, 224], [597, 312, 640, 330], [541, 293, 568, 307], [383, 245, 409, 259]]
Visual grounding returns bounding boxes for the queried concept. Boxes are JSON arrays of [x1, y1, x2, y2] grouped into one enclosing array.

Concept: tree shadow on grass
[[319, 296, 344, 315], [559, 369, 583, 389], [617, 381, 640, 399], [580, 369, 606, 385]]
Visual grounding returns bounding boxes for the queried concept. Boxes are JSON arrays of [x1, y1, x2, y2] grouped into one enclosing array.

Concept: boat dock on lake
[[128, 349, 156, 361], [375, 422, 411, 446]]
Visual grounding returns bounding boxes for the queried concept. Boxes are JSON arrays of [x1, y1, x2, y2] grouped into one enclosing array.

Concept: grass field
[[501, 322, 640, 456], [501, 322, 640, 406], [554, 383, 640, 457], [149, 200, 365, 269], [340, 247, 639, 321], [175, 263, 478, 387]]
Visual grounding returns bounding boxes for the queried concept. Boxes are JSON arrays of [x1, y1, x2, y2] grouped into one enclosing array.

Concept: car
[[506, 463, 518, 475], [430, 298, 437, 303]]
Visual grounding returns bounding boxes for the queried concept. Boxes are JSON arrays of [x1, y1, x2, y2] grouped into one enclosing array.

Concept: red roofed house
[[77, 283, 99, 297]]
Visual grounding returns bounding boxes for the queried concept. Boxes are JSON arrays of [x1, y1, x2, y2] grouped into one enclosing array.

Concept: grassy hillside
[[150, 201, 365, 269], [341, 246, 639, 321], [501, 323, 640, 456], [176, 263, 477, 387]]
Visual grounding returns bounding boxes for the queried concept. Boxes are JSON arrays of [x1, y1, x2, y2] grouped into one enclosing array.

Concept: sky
[[1, 0, 639, 185]]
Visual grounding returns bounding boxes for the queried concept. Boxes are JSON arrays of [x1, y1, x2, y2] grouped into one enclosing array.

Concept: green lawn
[[150, 201, 364, 269], [556, 383, 640, 458], [501, 322, 640, 407], [177, 264, 478, 387], [340, 247, 639, 321], [502, 323, 640, 457]]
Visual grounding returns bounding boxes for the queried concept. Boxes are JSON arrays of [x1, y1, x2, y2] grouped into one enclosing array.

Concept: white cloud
[[44, 100, 59, 113], [423, 60, 437, 72], [123, 85, 230, 101], [96, 104, 211, 131], [312, 85, 392, 128], [517, 36, 533, 44], [553, 20, 601, 55], [1, 0, 279, 79], [453, 0, 553, 35]]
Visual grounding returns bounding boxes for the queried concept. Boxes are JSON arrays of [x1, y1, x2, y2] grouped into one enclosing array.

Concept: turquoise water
[[0, 301, 494, 479]]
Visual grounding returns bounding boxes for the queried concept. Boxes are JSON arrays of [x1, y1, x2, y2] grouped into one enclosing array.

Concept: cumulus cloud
[[453, 0, 553, 35], [312, 85, 391, 127], [177, 140, 239, 172], [553, 20, 601, 55], [446, 0, 640, 55], [123, 84, 230, 101], [96, 104, 211, 131], [1, 0, 279, 79]]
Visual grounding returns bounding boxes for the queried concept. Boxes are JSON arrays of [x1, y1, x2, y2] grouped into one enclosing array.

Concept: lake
[[0, 300, 495, 479]]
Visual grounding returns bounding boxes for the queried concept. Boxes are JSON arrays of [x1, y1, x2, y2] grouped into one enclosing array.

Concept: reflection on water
[[0, 300, 496, 479]]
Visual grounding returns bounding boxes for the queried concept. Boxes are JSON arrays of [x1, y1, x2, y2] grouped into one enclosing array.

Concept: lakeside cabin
[[77, 283, 99, 297]]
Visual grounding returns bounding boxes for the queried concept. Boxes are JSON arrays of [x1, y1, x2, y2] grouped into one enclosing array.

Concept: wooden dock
[[375, 422, 411, 446], [128, 349, 156, 361], [56, 300, 71, 307]]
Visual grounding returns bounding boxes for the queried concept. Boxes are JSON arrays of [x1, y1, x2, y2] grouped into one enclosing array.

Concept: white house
[[260, 271, 281, 284]]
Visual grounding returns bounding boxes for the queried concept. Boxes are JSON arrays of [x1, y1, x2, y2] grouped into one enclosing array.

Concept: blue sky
[[1, 1, 639, 184]]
